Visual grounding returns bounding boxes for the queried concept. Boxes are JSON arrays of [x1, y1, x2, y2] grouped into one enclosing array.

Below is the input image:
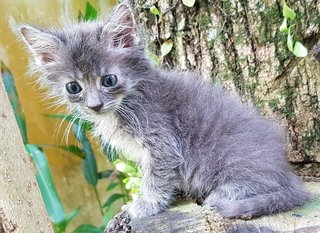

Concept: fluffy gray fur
[[18, 3, 310, 219]]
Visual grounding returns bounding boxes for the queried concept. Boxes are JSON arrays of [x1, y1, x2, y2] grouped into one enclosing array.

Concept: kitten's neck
[[116, 68, 161, 126], [91, 112, 148, 163]]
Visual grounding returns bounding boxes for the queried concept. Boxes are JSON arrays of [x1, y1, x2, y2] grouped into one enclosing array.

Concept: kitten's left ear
[[101, 3, 138, 48]]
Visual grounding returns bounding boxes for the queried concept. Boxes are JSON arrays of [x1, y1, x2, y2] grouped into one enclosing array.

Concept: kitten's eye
[[66, 81, 82, 94], [101, 74, 118, 87]]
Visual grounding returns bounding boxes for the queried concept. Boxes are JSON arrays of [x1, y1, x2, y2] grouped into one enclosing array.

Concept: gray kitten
[[18, 3, 310, 219]]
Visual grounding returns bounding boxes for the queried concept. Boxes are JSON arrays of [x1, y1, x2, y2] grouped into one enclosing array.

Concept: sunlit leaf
[[293, 42, 308, 57], [102, 193, 125, 208], [182, 0, 196, 7], [115, 163, 135, 173], [283, 2, 296, 20], [1, 62, 28, 144], [279, 18, 288, 33], [25, 144, 66, 224], [122, 177, 129, 184], [114, 159, 136, 173], [73, 224, 103, 233], [125, 177, 141, 190], [83, 2, 98, 21], [73, 123, 98, 186], [161, 39, 173, 56], [150, 6, 160, 16]]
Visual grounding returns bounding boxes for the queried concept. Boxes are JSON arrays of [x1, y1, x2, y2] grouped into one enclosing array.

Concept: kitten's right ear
[[18, 25, 62, 65], [101, 3, 138, 48]]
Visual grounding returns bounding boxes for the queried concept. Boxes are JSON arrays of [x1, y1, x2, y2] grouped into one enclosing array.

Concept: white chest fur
[[91, 113, 150, 163]]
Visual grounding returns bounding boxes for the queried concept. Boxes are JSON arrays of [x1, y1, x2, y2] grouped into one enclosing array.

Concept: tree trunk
[[0, 74, 53, 232], [132, 0, 320, 177]]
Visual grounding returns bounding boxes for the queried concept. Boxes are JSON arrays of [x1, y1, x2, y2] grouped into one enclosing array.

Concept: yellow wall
[[0, 0, 118, 231]]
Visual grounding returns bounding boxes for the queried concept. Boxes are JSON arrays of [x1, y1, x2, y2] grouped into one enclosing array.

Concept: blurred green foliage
[[279, 1, 308, 57]]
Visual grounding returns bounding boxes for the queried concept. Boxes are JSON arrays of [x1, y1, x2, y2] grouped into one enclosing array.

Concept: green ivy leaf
[[146, 49, 160, 66], [287, 25, 294, 52], [150, 6, 160, 16], [182, 0, 196, 7], [161, 39, 173, 56], [102, 193, 125, 208], [279, 18, 288, 33], [283, 2, 296, 20], [293, 42, 308, 57]]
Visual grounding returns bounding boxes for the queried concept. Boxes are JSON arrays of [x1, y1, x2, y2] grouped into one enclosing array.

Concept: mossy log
[[105, 182, 320, 233], [132, 0, 320, 177]]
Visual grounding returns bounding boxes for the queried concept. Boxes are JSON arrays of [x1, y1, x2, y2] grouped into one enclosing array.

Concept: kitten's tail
[[215, 187, 311, 218]]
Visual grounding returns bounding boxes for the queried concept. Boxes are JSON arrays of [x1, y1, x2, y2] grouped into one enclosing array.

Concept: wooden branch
[[105, 182, 320, 233], [0, 74, 53, 232]]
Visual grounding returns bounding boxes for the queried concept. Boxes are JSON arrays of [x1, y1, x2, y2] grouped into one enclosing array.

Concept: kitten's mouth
[[81, 108, 112, 123], [85, 106, 115, 116], [89, 108, 109, 115], [97, 109, 112, 115], [83, 101, 120, 116]]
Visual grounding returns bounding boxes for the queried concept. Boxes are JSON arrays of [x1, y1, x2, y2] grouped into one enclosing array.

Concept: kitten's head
[[18, 3, 151, 118]]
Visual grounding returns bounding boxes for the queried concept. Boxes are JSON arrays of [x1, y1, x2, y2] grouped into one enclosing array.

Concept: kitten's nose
[[88, 103, 103, 112]]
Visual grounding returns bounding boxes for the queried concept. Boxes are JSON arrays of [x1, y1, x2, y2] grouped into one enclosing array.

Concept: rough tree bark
[[132, 0, 320, 177], [0, 74, 53, 232]]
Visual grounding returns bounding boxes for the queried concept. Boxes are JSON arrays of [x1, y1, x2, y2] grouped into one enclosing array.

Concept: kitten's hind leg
[[203, 194, 253, 219], [203, 185, 310, 218], [203, 182, 255, 218]]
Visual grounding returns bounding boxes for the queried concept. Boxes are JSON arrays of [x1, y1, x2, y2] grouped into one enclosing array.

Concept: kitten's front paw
[[127, 198, 162, 219]]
